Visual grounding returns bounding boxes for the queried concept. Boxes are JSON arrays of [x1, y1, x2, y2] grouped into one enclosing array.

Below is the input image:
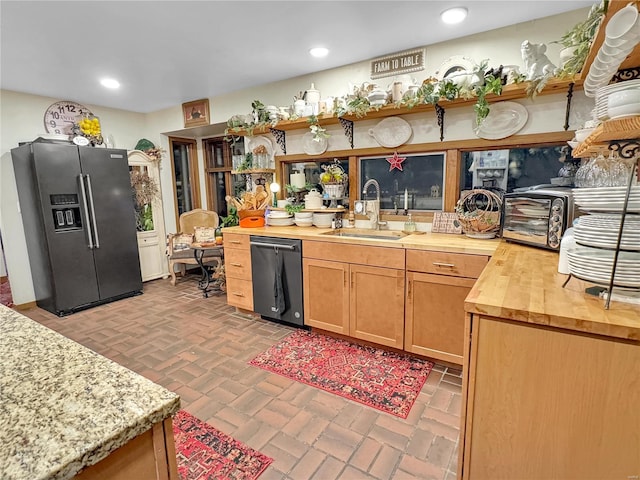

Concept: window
[[359, 153, 445, 211], [169, 137, 200, 225], [202, 137, 241, 218], [460, 144, 571, 194]]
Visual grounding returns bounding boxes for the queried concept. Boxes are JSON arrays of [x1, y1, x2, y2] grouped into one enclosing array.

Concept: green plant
[[307, 114, 330, 141], [284, 203, 305, 215], [553, 1, 608, 77], [220, 205, 239, 227], [236, 152, 253, 172], [438, 79, 460, 101], [416, 81, 440, 105], [473, 74, 503, 128]]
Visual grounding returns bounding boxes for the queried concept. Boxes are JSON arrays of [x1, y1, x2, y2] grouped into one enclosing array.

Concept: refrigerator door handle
[[85, 174, 100, 248], [78, 174, 94, 249]]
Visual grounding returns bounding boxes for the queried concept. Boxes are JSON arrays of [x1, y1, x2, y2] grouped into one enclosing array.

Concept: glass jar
[[404, 214, 417, 233]]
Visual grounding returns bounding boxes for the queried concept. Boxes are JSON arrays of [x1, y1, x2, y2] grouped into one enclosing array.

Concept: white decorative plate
[[368, 116, 412, 148], [302, 132, 328, 155], [247, 135, 274, 158], [475, 101, 528, 140], [435, 55, 476, 80]]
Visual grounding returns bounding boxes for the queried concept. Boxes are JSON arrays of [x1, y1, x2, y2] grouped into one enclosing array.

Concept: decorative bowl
[[574, 127, 595, 143]]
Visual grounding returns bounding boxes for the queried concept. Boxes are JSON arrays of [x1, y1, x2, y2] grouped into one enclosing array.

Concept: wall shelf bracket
[[338, 118, 354, 148], [608, 140, 640, 160], [269, 128, 286, 155], [435, 104, 445, 141], [563, 82, 574, 131]]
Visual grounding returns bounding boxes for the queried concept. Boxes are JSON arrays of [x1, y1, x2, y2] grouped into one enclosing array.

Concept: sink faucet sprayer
[[361, 179, 387, 230]]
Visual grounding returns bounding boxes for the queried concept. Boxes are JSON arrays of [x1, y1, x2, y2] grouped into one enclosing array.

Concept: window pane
[[173, 143, 193, 215], [460, 145, 570, 193], [213, 172, 228, 217], [359, 153, 445, 211], [283, 158, 349, 191]]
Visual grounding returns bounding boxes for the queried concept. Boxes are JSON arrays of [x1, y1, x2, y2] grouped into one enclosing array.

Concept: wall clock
[[44, 100, 93, 136]]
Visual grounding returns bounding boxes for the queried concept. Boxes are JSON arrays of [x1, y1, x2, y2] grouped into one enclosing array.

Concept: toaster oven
[[501, 188, 577, 250]]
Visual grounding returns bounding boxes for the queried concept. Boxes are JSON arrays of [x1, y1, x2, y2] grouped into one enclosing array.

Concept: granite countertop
[[465, 242, 640, 341], [223, 225, 499, 256], [0, 305, 180, 480]]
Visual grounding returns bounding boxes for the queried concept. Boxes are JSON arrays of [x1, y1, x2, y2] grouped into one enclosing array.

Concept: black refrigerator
[[11, 141, 143, 316]]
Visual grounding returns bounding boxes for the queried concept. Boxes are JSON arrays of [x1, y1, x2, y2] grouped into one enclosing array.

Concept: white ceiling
[[1, 1, 594, 114]]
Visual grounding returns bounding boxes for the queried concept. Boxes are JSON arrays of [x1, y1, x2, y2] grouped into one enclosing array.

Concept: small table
[[191, 244, 224, 298]]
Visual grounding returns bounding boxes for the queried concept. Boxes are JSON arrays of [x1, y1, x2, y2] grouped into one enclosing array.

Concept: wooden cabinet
[[303, 240, 405, 349], [303, 258, 350, 334], [222, 232, 253, 310], [128, 150, 168, 282], [75, 418, 178, 480], [405, 250, 488, 364], [461, 315, 640, 479]]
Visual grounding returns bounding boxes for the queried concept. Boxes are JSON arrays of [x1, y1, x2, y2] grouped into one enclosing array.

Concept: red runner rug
[[173, 410, 273, 480], [248, 330, 433, 418]]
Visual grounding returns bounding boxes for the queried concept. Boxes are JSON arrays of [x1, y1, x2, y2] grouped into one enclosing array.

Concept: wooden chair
[[166, 209, 221, 286]]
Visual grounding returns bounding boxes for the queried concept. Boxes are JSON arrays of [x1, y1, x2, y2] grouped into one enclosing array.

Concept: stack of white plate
[[266, 213, 294, 226], [594, 79, 640, 120], [294, 211, 313, 227], [585, 3, 640, 97], [574, 213, 640, 250], [567, 245, 640, 287], [572, 186, 640, 212]]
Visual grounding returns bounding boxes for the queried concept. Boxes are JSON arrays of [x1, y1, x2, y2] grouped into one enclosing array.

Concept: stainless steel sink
[[321, 228, 408, 240]]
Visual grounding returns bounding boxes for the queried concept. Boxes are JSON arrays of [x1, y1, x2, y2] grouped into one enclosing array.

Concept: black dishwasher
[[249, 236, 304, 327]]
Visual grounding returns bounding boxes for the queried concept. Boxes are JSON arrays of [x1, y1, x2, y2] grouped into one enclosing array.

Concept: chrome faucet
[[361, 179, 387, 230]]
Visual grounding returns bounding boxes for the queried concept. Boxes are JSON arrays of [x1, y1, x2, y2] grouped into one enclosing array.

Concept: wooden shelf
[[226, 78, 579, 137], [231, 169, 275, 174], [271, 207, 347, 213], [572, 116, 640, 157]]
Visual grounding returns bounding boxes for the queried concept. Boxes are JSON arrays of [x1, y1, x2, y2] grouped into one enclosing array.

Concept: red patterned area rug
[[173, 410, 273, 480], [248, 330, 434, 418]]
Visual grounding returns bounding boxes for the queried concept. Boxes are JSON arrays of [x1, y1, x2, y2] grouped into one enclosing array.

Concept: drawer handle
[[230, 240, 241, 244], [432, 262, 455, 268], [231, 292, 245, 297], [230, 262, 243, 267]]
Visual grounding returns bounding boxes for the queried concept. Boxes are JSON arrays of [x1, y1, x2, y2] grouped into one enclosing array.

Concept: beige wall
[[1, 7, 595, 304]]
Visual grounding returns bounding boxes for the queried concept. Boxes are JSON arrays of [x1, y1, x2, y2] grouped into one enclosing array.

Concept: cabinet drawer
[[223, 233, 250, 250], [224, 248, 252, 279], [406, 250, 488, 278], [225, 278, 253, 310], [303, 240, 405, 269]]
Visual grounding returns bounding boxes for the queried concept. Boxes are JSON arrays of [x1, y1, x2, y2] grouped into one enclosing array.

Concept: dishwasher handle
[[250, 241, 296, 250]]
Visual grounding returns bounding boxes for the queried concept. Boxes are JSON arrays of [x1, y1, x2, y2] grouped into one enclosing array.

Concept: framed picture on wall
[[182, 99, 210, 128]]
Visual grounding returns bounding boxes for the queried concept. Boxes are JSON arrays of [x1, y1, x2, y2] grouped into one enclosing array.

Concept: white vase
[[559, 46, 578, 68]]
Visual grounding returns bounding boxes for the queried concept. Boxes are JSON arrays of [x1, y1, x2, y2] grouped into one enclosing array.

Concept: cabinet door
[[350, 264, 405, 349], [303, 258, 349, 334], [405, 272, 474, 364], [463, 316, 640, 479]]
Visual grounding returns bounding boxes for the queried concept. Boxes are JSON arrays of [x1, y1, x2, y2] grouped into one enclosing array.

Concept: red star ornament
[[386, 151, 406, 171]]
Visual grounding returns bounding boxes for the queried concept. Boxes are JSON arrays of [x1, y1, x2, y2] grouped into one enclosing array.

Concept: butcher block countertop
[[0, 305, 180, 480], [223, 225, 499, 256], [466, 242, 640, 341]]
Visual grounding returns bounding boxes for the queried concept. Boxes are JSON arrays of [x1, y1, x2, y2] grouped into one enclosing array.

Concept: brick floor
[[19, 274, 463, 479]]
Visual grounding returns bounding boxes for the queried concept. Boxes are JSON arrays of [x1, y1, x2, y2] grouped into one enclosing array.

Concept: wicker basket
[[455, 189, 502, 237]]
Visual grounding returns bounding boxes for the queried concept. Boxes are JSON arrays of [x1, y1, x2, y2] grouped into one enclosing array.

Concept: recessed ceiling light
[[441, 7, 468, 24], [309, 47, 329, 58], [100, 78, 120, 89]]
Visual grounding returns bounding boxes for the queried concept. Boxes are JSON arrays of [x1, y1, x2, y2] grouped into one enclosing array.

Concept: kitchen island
[[0, 305, 180, 480], [460, 242, 640, 479]]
